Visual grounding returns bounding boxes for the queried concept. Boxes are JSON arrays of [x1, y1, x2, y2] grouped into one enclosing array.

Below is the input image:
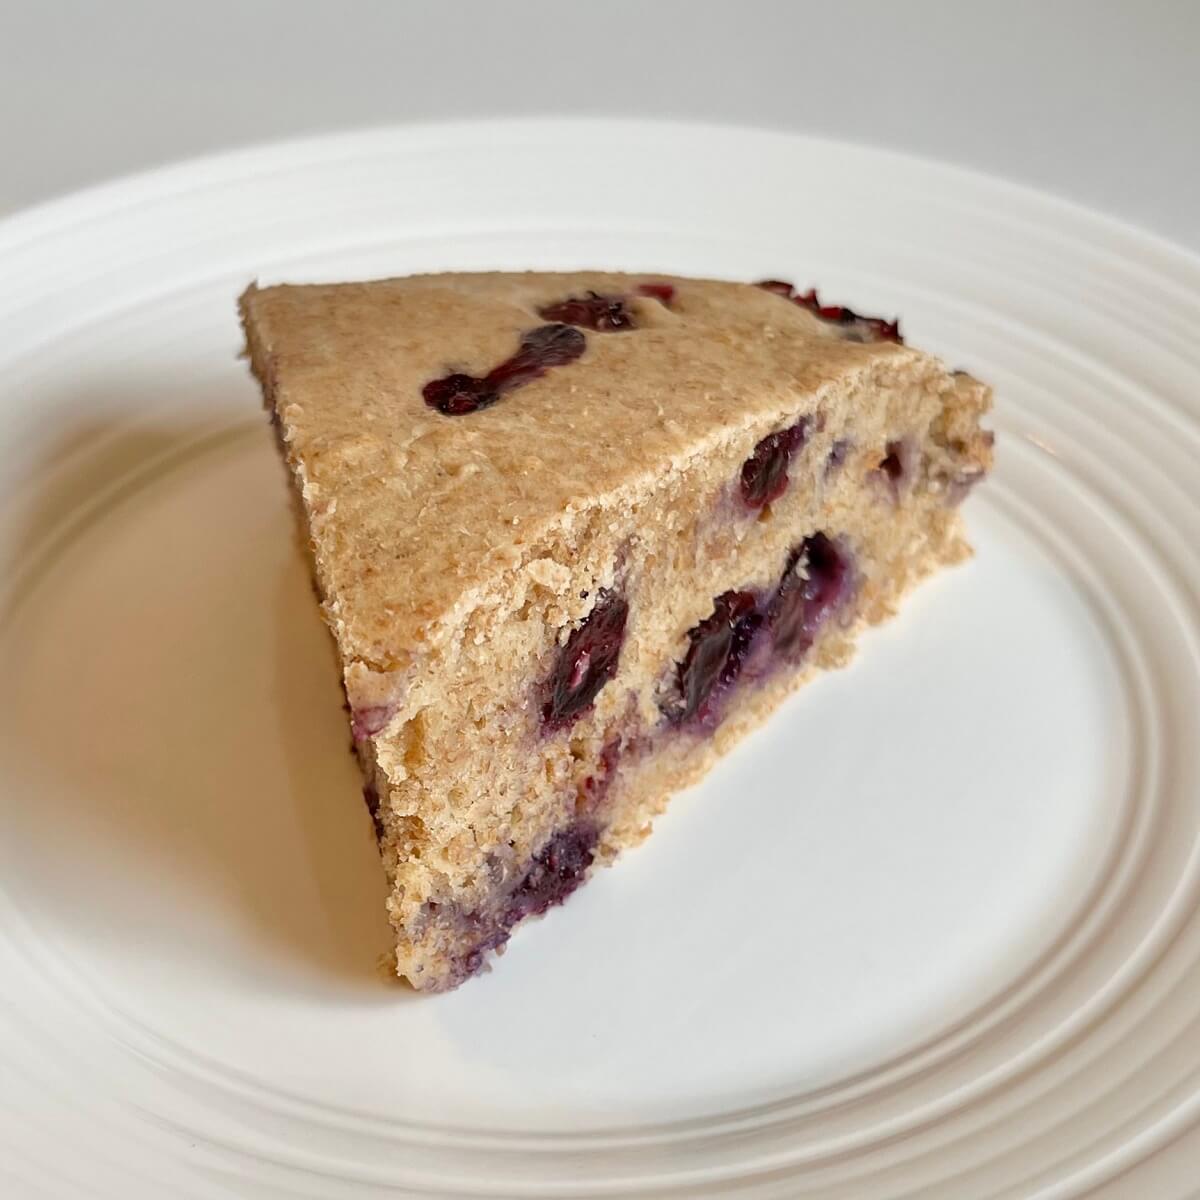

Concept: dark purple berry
[[538, 291, 635, 331], [755, 279, 903, 344], [440, 821, 604, 985], [769, 533, 851, 662], [740, 417, 811, 508], [423, 323, 586, 415], [422, 372, 498, 415], [668, 590, 762, 725], [793, 287, 902, 344], [542, 590, 628, 730], [722, 601, 765, 686], [504, 825, 597, 923]]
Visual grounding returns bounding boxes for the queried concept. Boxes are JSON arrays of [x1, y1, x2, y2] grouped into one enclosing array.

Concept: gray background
[[2, 0, 1198, 250]]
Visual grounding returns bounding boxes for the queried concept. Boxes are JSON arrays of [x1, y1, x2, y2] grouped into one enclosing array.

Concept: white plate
[[1, 119, 1198, 1199]]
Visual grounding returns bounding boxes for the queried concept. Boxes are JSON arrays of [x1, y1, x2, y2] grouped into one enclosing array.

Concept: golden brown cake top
[[240, 271, 932, 670]]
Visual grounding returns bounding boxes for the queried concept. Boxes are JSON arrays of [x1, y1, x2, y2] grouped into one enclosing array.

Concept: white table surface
[[3, 0, 1198, 252]]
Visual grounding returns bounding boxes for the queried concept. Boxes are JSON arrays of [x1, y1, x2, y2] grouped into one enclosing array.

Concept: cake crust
[[242, 273, 934, 669]]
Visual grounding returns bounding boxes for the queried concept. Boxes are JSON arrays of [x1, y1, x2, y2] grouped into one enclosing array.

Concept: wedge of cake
[[240, 271, 992, 991]]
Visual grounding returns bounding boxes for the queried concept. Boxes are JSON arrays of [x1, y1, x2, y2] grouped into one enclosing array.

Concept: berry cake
[[240, 271, 992, 991]]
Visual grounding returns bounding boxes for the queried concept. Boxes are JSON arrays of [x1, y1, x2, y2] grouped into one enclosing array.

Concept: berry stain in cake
[[502, 824, 598, 924], [826, 438, 852, 474], [449, 823, 601, 984], [635, 281, 676, 305], [351, 703, 396, 740], [872, 438, 919, 503], [362, 783, 385, 840], [538, 292, 636, 331], [579, 733, 625, 811], [423, 323, 586, 415], [537, 282, 676, 331]]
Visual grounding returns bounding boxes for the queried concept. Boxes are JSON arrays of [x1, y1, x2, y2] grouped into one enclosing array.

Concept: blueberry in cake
[[240, 272, 993, 991]]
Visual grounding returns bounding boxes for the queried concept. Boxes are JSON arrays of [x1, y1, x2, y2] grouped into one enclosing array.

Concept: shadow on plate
[[0, 385, 399, 999]]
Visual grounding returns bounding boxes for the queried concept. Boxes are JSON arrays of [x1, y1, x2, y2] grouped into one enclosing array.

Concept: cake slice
[[240, 271, 992, 991]]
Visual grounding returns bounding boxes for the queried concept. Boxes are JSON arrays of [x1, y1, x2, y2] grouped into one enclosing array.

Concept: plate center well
[[0, 379, 1128, 1129]]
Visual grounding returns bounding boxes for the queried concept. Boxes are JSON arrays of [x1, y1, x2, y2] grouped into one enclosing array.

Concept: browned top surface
[[241, 272, 922, 667]]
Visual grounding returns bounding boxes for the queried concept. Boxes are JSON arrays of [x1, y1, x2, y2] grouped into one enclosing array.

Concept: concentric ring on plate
[[1, 121, 1199, 1196]]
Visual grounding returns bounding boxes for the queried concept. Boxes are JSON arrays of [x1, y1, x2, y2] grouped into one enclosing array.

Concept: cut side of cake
[[240, 271, 993, 991]]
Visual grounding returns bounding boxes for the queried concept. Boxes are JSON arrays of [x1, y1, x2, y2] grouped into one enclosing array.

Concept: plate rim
[[3, 115, 1200, 275]]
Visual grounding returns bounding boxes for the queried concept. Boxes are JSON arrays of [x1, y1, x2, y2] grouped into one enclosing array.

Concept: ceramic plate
[[1, 120, 1199, 1198]]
